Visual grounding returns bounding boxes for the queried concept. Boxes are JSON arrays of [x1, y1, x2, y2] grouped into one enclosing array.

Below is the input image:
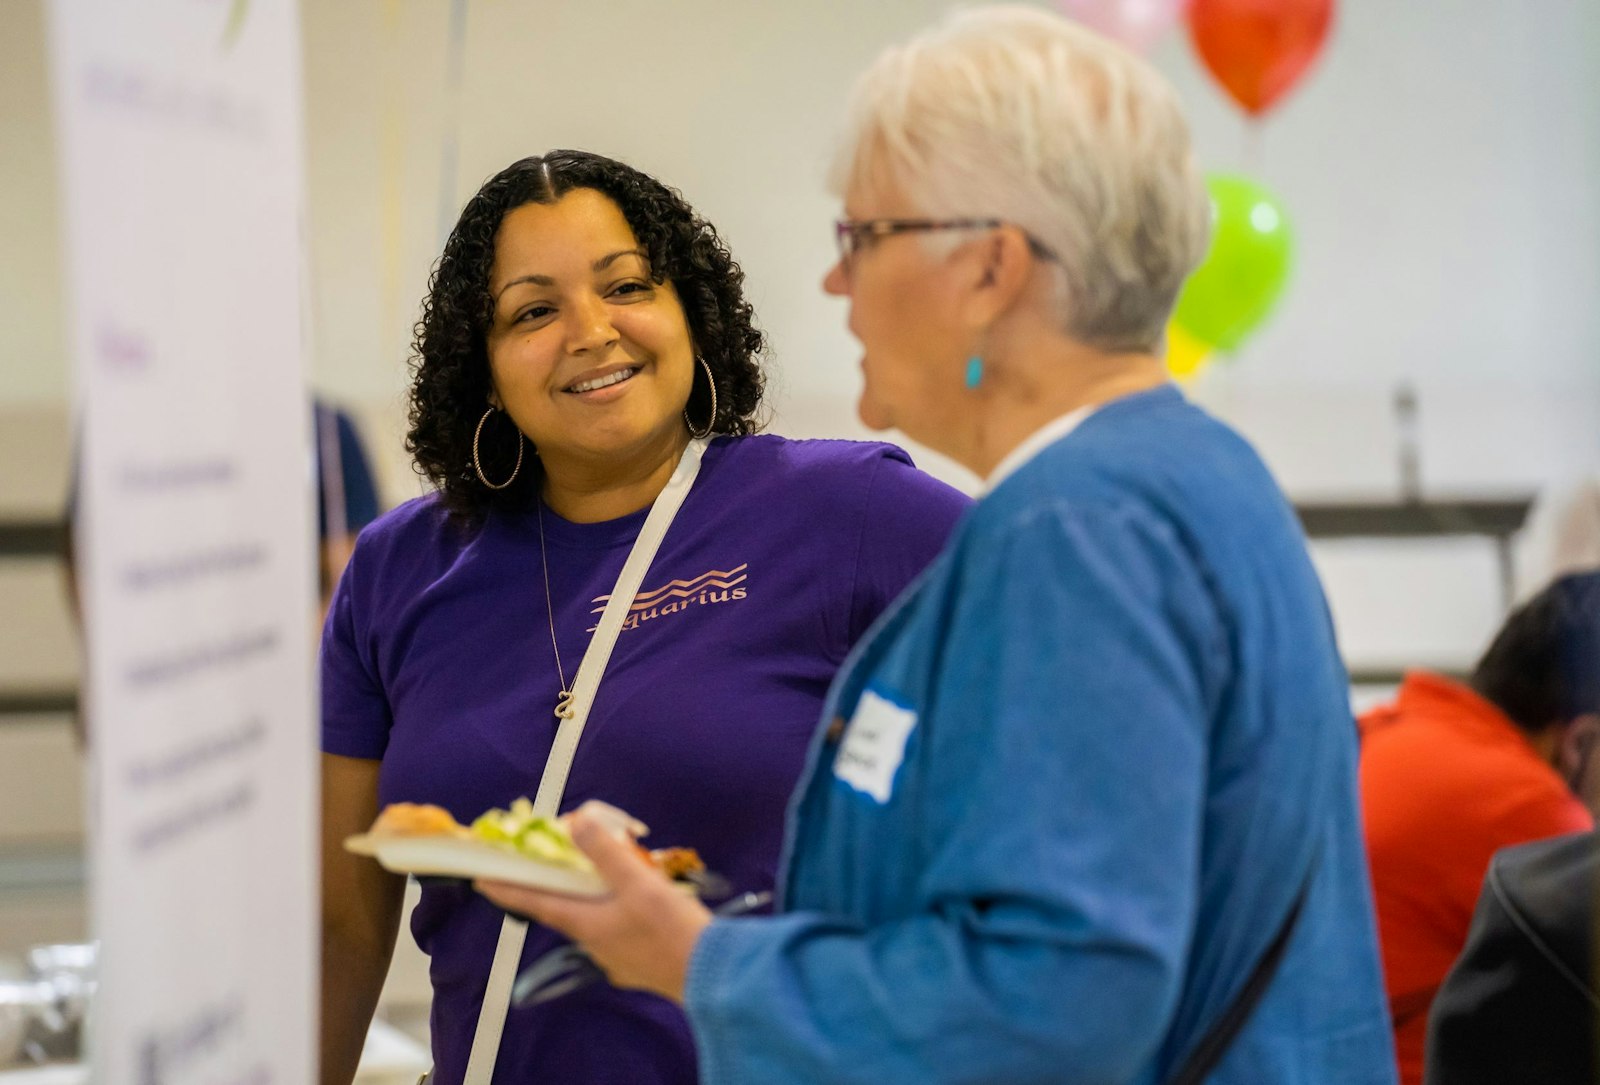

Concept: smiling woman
[[407, 152, 766, 523], [316, 150, 971, 1085], [482, 191, 699, 519]]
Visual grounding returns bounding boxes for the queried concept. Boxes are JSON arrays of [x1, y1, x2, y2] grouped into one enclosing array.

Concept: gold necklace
[[536, 501, 576, 721]]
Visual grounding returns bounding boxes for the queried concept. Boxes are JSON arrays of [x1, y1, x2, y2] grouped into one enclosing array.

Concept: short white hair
[[832, 5, 1210, 352]]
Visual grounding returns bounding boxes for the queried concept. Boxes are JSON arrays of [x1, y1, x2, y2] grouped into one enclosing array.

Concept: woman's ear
[[967, 227, 1038, 326]]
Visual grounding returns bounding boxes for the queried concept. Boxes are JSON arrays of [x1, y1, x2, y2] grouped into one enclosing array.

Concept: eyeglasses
[[833, 217, 1058, 269]]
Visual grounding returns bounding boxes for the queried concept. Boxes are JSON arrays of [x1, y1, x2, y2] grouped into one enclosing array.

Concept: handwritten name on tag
[[833, 690, 917, 803]]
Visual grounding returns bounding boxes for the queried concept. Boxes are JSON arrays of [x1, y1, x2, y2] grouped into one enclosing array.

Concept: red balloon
[[1187, 0, 1335, 117]]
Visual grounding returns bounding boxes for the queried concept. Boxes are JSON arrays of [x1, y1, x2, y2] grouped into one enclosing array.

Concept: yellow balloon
[[1165, 323, 1214, 381]]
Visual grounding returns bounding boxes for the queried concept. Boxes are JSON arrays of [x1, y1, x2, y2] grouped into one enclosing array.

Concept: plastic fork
[[511, 889, 774, 1006]]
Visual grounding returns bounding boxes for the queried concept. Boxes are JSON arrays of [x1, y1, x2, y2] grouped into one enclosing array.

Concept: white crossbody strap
[[528, 437, 707, 818], [460, 438, 708, 1085]]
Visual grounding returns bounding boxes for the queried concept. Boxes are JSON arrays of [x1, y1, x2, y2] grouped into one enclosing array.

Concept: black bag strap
[[1166, 874, 1311, 1085]]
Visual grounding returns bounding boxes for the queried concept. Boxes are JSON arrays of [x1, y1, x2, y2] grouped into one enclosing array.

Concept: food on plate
[[355, 797, 706, 882], [469, 798, 595, 872], [369, 802, 470, 839], [650, 847, 707, 881]]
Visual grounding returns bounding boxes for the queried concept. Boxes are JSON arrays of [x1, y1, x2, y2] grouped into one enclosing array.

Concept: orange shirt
[[1359, 671, 1592, 1085]]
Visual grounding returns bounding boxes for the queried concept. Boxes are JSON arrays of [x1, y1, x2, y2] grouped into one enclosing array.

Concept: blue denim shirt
[[685, 386, 1395, 1084]]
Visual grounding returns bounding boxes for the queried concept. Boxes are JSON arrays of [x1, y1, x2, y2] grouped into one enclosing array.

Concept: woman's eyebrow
[[495, 273, 553, 301], [593, 248, 648, 272], [494, 249, 650, 302]]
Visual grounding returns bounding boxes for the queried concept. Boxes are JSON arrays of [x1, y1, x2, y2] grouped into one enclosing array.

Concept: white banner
[[47, 1, 316, 1083]]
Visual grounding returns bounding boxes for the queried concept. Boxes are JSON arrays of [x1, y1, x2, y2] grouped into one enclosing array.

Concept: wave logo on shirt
[[587, 564, 749, 633]]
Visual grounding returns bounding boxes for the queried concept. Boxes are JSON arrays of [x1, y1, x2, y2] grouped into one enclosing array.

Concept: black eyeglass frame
[[833, 217, 1058, 266]]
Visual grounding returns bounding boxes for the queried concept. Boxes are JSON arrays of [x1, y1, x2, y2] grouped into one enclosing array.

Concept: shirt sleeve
[[319, 537, 392, 760], [685, 498, 1227, 1085], [846, 447, 971, 643]]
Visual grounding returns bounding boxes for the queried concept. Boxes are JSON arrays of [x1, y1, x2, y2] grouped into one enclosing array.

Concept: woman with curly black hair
[[318, 150, 968, 1085]]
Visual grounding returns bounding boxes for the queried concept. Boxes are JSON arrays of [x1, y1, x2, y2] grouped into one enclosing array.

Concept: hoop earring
[[472, 407, 524, 490], [684, 357, 718, 440]]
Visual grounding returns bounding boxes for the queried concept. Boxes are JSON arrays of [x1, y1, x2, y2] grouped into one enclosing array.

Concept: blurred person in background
[[481, 9, 1394, 1083], [1424, 827, 1599, 1085], [312, 398, 382, 613], [1360, 569, 1600, 1085], [317, 151, 968, 1085]]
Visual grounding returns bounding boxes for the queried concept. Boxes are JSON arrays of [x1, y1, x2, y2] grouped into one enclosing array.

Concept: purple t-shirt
[[321, 435, 969, 1085]]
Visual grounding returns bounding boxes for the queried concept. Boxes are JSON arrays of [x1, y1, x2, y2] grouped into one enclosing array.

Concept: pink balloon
[[1056, 0, 1191, 53]]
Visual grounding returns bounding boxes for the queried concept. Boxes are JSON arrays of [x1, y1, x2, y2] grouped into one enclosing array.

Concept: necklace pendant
[[555, 689, 576, 721]]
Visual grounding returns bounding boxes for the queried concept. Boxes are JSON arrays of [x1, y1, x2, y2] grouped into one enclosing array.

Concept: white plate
[[345, 833, 608, 897]]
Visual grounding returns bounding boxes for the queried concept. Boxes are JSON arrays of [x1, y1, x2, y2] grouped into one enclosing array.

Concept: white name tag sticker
[[834, 689, 918, 803]]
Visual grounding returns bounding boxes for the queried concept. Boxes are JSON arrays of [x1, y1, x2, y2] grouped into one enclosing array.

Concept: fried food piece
[[650, 847, 706, 880], [370, 802, 467, 838]]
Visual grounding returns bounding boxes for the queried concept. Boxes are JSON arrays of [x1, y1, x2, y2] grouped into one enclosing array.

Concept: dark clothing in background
[[313, 401, 380, 543], [1425, 830, 1600, 1084]]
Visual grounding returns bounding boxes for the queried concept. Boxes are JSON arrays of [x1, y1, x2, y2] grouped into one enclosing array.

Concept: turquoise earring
[[965, 356, 983, 389]]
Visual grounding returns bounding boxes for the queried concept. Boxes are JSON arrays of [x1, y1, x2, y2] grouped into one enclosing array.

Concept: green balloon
[[1172, 174, 1294, 353]]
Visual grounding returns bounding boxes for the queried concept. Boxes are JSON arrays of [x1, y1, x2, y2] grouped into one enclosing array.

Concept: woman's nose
[[565, 294, 620, 355], [822, 258, 849, 297]]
